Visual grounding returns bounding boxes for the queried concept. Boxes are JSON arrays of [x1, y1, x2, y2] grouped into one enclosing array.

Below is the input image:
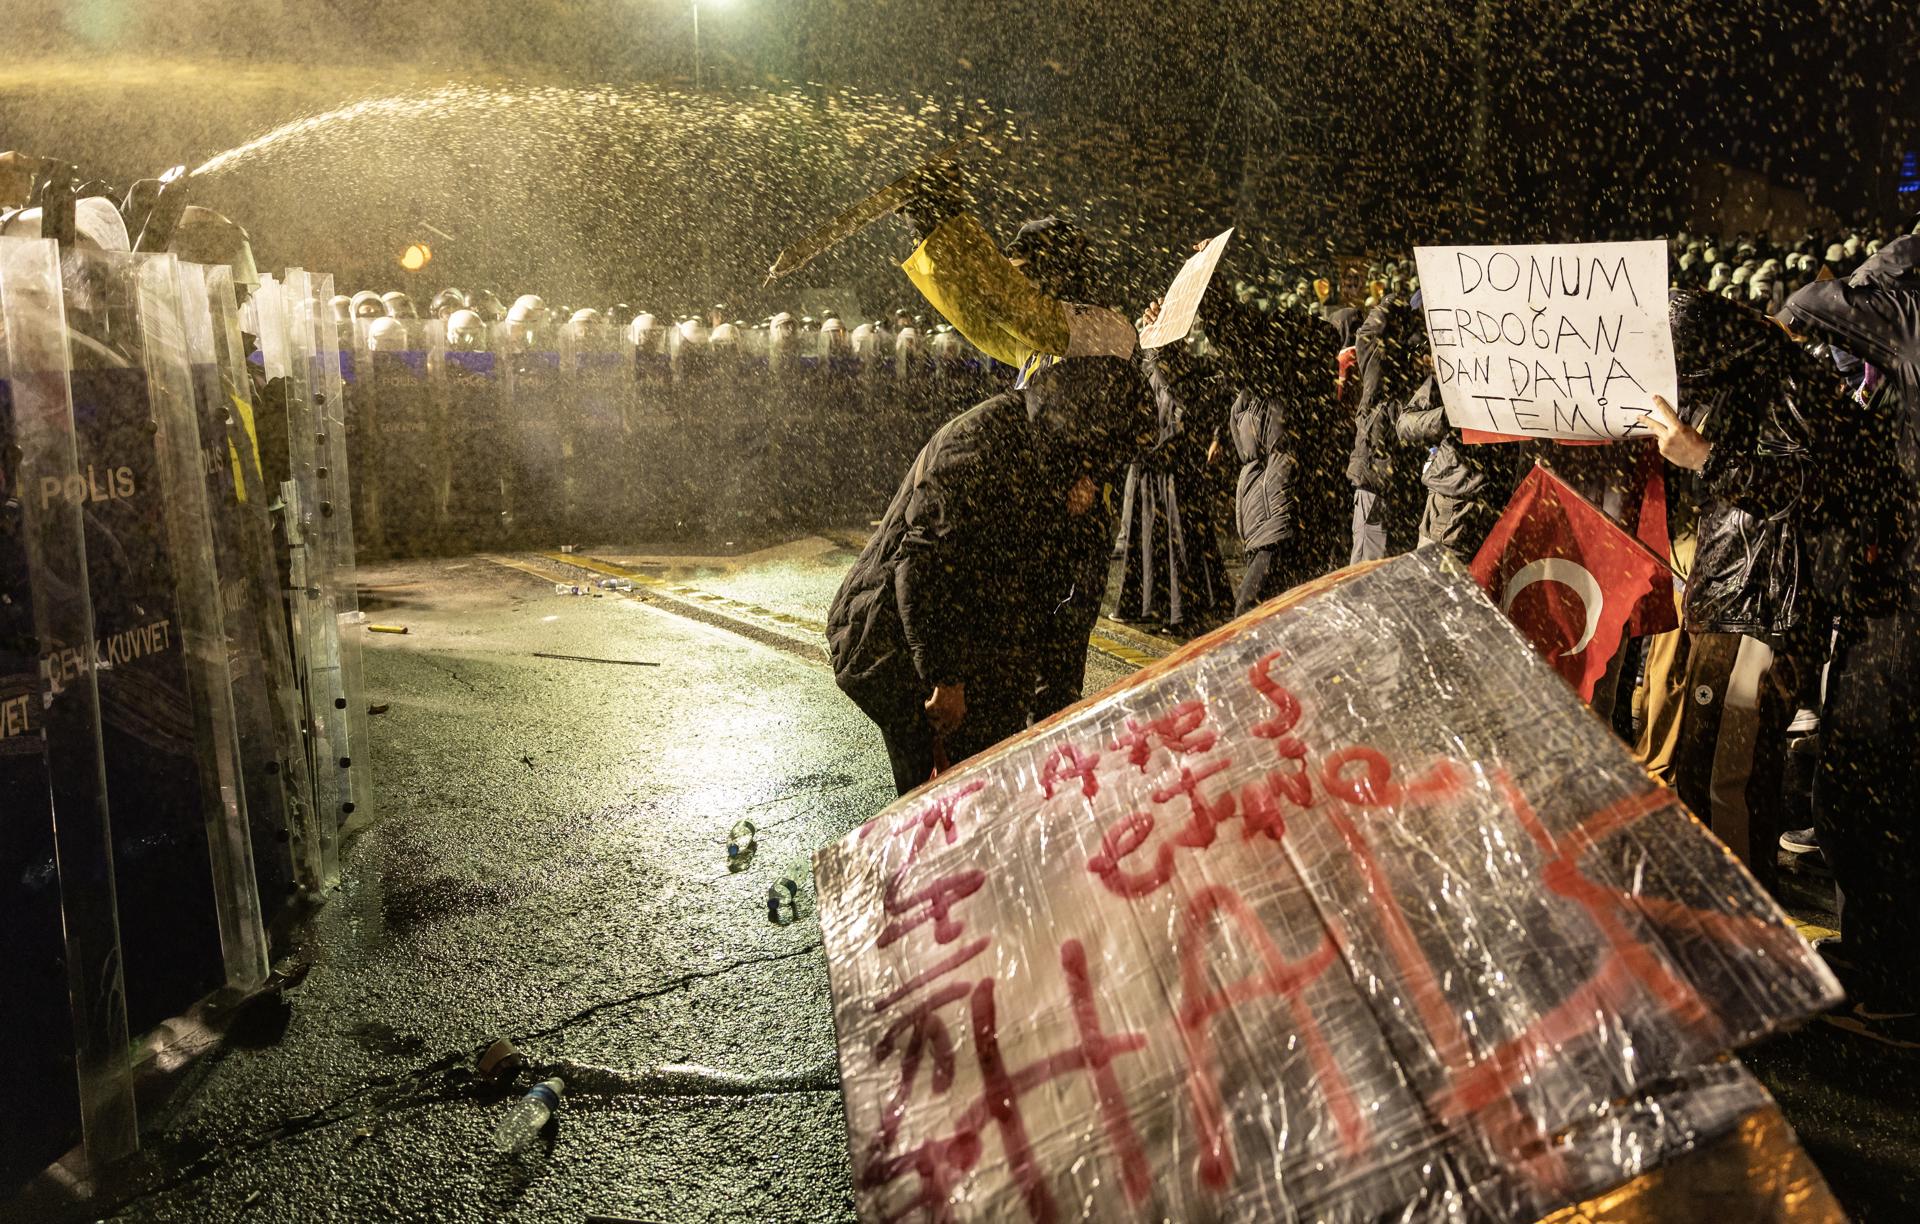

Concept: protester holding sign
[[1627, 289, 1850, 878]]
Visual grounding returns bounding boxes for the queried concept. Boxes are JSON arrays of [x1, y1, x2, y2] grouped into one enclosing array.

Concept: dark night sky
[[3, 0, 1914, 306]]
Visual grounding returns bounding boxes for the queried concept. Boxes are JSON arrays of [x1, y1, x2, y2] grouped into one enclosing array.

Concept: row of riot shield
[[0, 242, 368, 1192], [337, 319, 1009, 557]]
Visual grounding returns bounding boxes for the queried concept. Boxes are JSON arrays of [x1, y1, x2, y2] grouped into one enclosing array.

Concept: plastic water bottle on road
[[492, 1077, 565, 1154], [726, 820, 756, 870]]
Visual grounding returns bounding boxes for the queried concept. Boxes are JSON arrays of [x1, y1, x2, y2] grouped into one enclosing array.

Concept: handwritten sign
[[1139, 229, 1233, 350], [815, 549, 1838, 1224], [1413, 241, 1676, 441]]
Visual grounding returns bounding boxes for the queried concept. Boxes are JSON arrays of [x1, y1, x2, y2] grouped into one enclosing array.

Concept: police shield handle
[[762, 138, 976, 287], [1138, 228, 1234, 350]]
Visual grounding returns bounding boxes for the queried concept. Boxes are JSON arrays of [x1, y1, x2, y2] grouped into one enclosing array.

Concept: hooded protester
[[1314, 277, 1360, 349], [1637, 289, 1853, 883], [1345, 293, 1429, 561], [1768, 235, 1920, 1038], [1199, 278, 1344, 613], [1111, 335, 1234, 631], [826, 368, 1152, 793], [827, 165, 1153, 793]]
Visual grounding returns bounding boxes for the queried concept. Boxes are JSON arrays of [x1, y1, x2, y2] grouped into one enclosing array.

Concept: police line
[[0, 238, 367, 1190], [334, 317, 1006, 554]]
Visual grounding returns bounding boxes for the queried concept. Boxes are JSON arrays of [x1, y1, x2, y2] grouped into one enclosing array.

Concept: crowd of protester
[[804, 175, 1920, 1050]]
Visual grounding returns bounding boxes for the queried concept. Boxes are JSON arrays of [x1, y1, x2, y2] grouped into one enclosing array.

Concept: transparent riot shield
[[353, 307, 441, 557], [435, 314, 508, 549], [63, 245, 270, 1017], [501, 329, 566, 543], [184, 264, 322, 912], [563, 318, 628, 539], [297, 272, 374, 831], [0, 235, 137, 1187], [255, 273, 343, 886]]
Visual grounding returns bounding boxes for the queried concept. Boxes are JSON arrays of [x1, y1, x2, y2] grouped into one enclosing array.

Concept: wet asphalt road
[[17, 544, 1919, 1223], [84, 554, 900, 1223]]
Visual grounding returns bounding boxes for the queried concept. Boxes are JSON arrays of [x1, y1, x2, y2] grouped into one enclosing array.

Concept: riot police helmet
[[366, 316, 409, 352], [167, 205, 259, 297], [471, 289, 506, 322], [445, 308, 487, 351], [381, 291, 419, 319]]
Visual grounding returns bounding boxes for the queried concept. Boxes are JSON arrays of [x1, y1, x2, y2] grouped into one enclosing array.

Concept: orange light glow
[[400, 242, 432, 271]]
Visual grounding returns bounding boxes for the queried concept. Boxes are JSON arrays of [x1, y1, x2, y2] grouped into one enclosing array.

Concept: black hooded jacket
[[1782, 235, 1920, 613], [1668, 289, 1852, 639], [826, 356, 1151, 718]]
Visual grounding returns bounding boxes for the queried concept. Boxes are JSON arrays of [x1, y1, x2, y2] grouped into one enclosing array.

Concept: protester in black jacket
[[1638, 288, 1852, 880], [1201, 295, 1342, 614], [1345, 295, 1428, 562], [827, 359, 1151, 795], [1395, 377, 1522, 560], [1659, 288, 1856, 644], [1763, 237, 1920, 1030]]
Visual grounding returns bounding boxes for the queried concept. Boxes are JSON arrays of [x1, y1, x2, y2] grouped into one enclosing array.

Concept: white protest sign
[[1413, 241, 1675, 441], [1139, 228, 1233, 349]]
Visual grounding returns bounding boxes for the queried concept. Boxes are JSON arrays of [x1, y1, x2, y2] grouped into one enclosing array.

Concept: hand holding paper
[[1139, 229, 1234, 350]]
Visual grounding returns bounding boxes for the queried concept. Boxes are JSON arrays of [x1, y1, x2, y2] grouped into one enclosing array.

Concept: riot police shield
[[62, 245, 270, 1019], [350, 307, 442, 557], [187, 264, 322, 907], [254, 272, 345, 886], [435, 312, 508, 549], [501, 325, 565, 543], [563, 317, 629, 538], [0, 235, 137, 1188], [298, 271, 374, 832]]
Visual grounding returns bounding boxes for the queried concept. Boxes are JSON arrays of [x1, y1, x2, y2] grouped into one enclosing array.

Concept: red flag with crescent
[[1470, 463, 1676, 701]]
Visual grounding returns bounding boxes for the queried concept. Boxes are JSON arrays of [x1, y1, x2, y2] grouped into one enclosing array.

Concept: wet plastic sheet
[[814, 547, 1842, 1224], [0, 236, 136, 1188]]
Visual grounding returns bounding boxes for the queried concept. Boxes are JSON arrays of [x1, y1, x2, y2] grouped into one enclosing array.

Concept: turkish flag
[[1470, 463, 1677, 702]]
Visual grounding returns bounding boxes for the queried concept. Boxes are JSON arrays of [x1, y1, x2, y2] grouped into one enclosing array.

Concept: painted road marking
[[519, 550, 1168, 673]]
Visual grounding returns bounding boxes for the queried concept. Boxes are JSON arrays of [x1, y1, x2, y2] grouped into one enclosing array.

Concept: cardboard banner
[[1414, 241, 1676, 441], [816, 548, 1838, 1224], [1139, 228, 1234, 350]]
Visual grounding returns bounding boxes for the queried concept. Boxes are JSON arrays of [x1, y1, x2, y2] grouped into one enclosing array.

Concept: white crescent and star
[[1501, 558, 1604, 657]]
